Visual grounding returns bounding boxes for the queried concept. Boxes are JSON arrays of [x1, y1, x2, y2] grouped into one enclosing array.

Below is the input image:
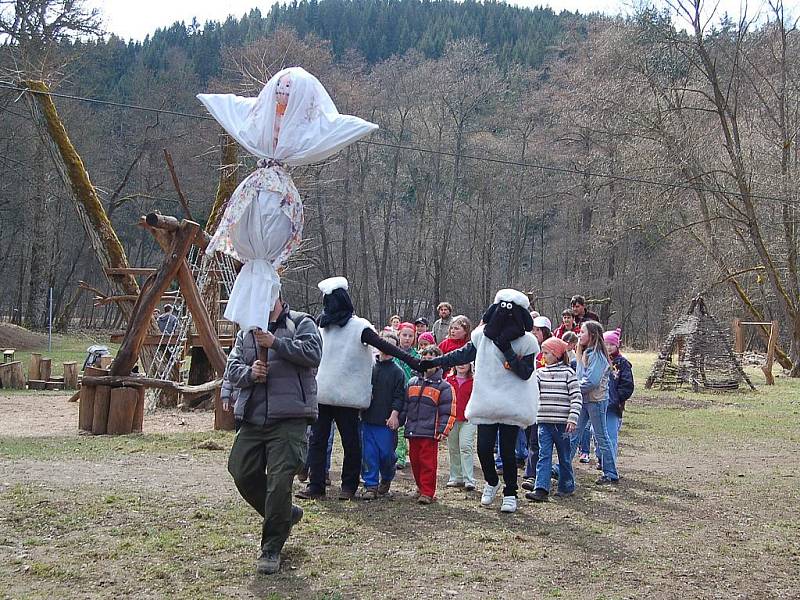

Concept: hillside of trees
[[2, 0, 800, 373]]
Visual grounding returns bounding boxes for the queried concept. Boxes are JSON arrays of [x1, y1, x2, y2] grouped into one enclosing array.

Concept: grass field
[[1, 352, 798, 599]]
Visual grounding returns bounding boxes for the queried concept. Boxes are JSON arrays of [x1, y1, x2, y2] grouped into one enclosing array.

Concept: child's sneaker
[[480, 481, 502, 506], [464, 482, 476, 491], [595, 475, 617, 485], [525, 488, 549, 502], [417, 495, 434, 505], [377, 481, 392, 496], [500, 496, 517, 513], [446, 480, 464, 488], [359, 487, 379, 500], [521, 478, 536, 492], [579, 453, 590, 463]]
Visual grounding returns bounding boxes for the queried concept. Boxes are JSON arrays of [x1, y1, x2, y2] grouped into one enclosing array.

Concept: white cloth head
[[197, 67, 378, 166], [493, 288, 530, 309]]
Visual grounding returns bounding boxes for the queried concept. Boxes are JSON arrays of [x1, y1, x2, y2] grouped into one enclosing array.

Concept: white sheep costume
[[465, 289, 540, 428], [314, 277, 375, 410]]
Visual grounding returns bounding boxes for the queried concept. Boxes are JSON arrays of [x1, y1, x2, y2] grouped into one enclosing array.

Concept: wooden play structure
[[78, 213, 237, 434], [18, 79, 241, 436], [646, 295, 756, 392]]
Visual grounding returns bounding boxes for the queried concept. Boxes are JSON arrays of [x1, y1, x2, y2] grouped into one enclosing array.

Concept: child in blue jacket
[[602, 328, 634, 464], [569, 321, 619, 484]]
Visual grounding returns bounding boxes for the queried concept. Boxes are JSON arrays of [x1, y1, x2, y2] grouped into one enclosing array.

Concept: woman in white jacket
[[420, 289, 539, 514]]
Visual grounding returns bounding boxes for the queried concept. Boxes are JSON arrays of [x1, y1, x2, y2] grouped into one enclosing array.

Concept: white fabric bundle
[[315, 316, 375, 409], [199, 67, 378, 332], [466, 326, 540, 428]]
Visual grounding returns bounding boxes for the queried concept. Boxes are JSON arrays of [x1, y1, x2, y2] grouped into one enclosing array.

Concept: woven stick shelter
[[646, 295, 756, 392]]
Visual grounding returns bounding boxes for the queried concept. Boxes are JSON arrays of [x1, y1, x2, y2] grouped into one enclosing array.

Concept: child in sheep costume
[[420, 289, 539, 514], [296, 277, 422, 500]]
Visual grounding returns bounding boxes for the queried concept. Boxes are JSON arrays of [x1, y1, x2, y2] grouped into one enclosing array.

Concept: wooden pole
[[82, 374, 221, 395], [92, 385, 111, 435], [29, 353, 42, 381], [78, 367, 106, 431], [763, 321, 778, 385], [132, 386, 145, 433], [107, 387, 139, 434], [110, 220, 200, 377], [63, 361, 78, 389], [733, 318, 744, 354], [39, 358, 52, 382], [214, 388, 236, 431]]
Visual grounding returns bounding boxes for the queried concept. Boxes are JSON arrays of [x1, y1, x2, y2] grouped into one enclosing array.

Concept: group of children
[[315, 293, 635, 512]]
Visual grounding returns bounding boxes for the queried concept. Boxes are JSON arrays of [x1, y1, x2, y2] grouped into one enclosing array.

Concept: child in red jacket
[[445, 363, 477, 490], [397, 346, 456, 504]]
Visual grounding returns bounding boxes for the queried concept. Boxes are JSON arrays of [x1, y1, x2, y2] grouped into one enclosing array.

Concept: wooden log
[[39, 358, 52, 383], [132, 386, 145, 433], [732, 318, 744, 354], [27, 380, 48, 390], [0, 361, 25, 389], [110, 220, 200, 377], [78, 367, 105, 431], [107, 387, 138, 435], [214, 388, 236, 431], [103, 267, 157, 276], [67, 389, 80, 403], [63, 362, 78, 389], [763, 320, 778, 386], [144, 213, 210, 250], [98, 356, 113, 369], [82, 374, 221, 396], [92, 385, 111, 435], [29, 353, 42, 381], [45, 381, 63, 391]]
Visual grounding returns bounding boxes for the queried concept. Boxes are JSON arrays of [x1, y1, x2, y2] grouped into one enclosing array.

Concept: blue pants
[[578, 421, 592, 454], [535, 423, 575, 494], [597, 410, 623, 466], [570, 399, 619, 481], [305, 423, 336, 473], [524, 425, 539, 478], [360, 422, 397, 488]]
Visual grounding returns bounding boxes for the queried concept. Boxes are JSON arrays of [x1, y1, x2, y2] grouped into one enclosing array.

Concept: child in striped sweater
[[526, 336, 582, 502]]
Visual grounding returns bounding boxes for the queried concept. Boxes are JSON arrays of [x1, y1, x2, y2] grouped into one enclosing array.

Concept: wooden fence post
[[29, 353, 42, 381], [63, 362, 78, 389], [107, 387, 138, 434]]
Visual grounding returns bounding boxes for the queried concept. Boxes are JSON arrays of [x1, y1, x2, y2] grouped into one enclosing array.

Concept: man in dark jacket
[[225, 297, 322, 575]]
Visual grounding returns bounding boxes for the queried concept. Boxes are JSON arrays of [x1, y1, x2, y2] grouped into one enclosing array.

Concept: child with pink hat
[[602, 328, 634, 466]]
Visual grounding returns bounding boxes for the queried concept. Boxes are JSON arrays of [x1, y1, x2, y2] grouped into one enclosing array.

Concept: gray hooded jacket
[[226, 307, 322, 425]]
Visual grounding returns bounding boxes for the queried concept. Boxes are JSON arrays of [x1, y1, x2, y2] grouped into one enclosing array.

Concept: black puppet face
[[482, 289, 533, 343], [318, 276, 354, 328]]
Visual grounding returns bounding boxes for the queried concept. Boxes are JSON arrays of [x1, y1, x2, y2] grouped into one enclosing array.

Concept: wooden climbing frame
[[77, 212, 235, 435]]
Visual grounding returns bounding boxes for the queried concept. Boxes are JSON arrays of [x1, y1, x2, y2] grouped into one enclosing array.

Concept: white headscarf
[[198, 68, 377, 332], [197, 66, 378, 166]]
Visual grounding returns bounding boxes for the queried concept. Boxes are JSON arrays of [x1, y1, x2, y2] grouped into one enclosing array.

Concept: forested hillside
[[2, 0, 799, 372]]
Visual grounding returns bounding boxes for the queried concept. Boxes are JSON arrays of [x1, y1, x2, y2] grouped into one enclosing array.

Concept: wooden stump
[[3, 348, 15, 363], [27, 380, 47, 390], [92, 385, 111, 435], [214, 388, 236, 431], [98, 355, 113, 369], [78, 367, 106, 432], [132, 386, 145, 433], [44, 381, 63, 391], [107, 387, 138, 434], [39, 358, 52, 383], [29, 353, 42, 381], [0, 361, 25, 389], [63, 362, 78, 389]]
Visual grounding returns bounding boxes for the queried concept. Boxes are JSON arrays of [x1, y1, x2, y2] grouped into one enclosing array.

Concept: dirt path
[[0, 392, 214, 437]]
